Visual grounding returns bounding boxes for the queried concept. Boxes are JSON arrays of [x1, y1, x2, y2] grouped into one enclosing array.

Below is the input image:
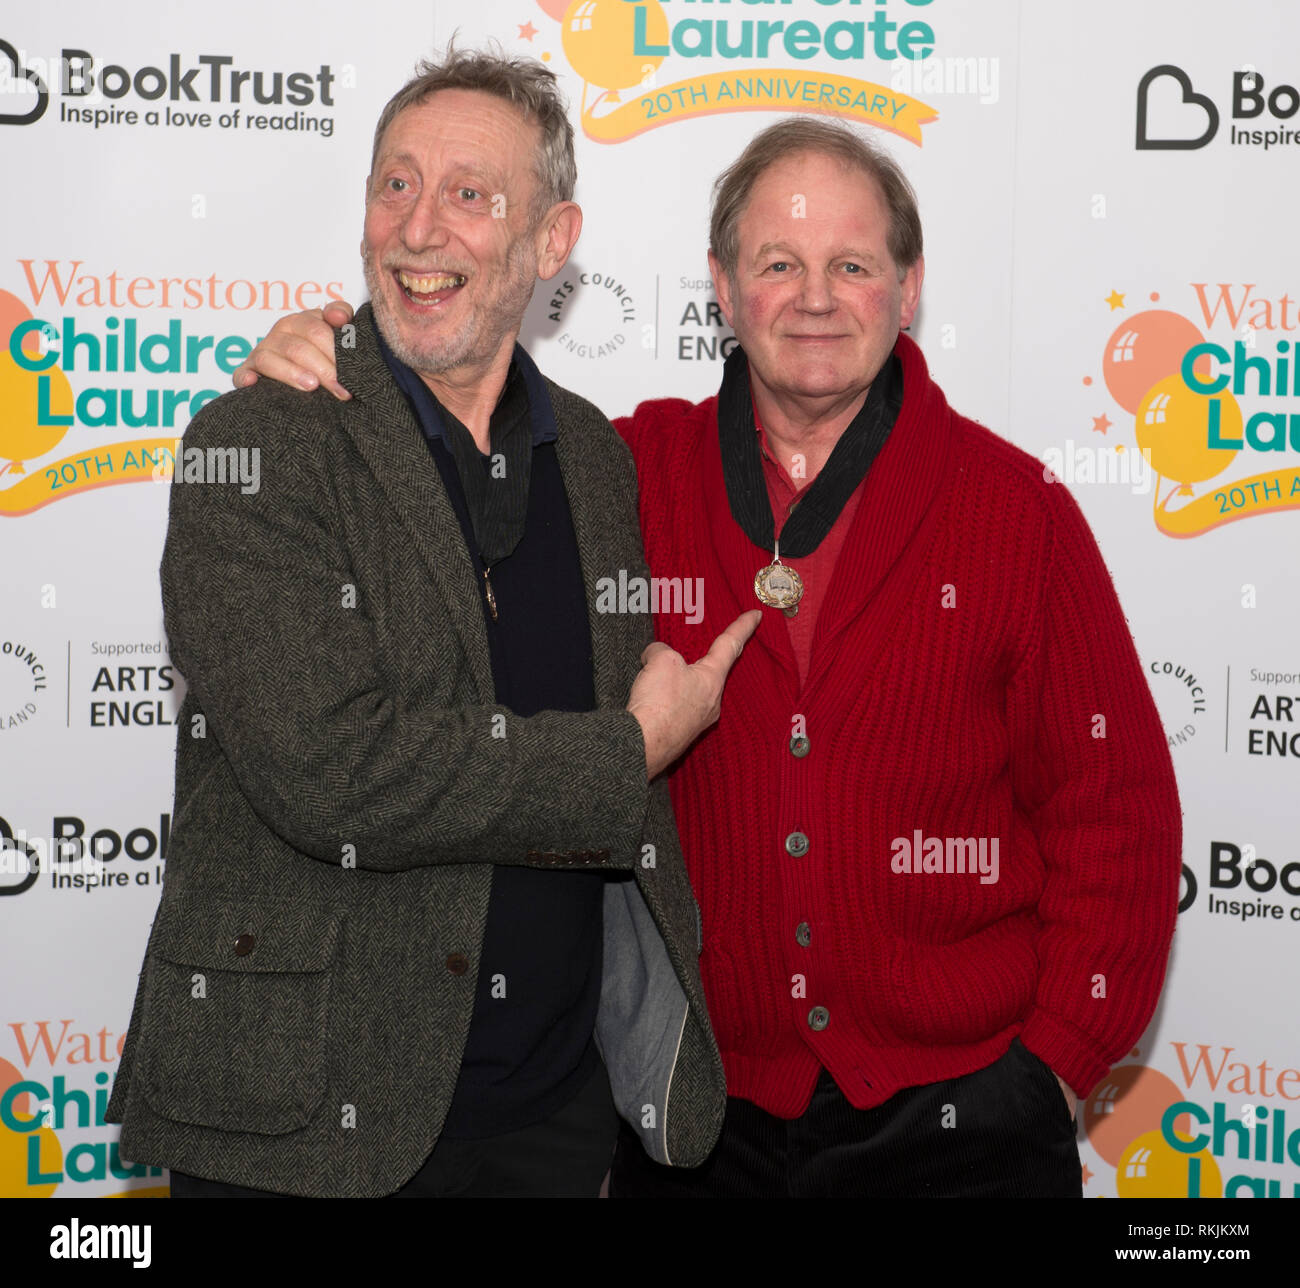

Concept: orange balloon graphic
[[1135, 372, 1240, 487], [1103, 310, 1210, 413], [0, 290, 71, 474], [537, 0, 571, 19], [0, 1056, 61, 1197], [0, 289, 42, 358], [1082, 1063, 1190, 1167]]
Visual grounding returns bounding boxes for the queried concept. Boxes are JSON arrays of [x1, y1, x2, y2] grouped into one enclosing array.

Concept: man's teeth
[[398, 270, 466, 293]]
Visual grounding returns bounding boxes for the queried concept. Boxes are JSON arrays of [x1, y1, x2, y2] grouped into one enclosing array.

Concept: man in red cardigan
[[235, 117, 1182, 1198]]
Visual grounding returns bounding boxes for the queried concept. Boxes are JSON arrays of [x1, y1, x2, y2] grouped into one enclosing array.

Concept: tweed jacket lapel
[[333, 305, 493, 700]]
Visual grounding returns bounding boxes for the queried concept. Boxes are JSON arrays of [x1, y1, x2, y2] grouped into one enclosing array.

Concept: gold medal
[[754, 540, 804, 613]]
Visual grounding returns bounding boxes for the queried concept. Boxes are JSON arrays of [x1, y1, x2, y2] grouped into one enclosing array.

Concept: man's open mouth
[[396, 269, 467, 304]]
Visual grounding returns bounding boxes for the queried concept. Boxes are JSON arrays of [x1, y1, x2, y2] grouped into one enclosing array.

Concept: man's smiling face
[[711, 149, 922, 411], [362, 88, 543, 378]]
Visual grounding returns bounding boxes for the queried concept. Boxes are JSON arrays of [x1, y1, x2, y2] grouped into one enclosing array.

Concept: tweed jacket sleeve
[[158, 360, 651, 874]]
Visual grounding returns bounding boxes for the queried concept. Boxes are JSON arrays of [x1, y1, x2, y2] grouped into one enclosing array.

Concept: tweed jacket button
[[784, 831, 809, 858], [445, 953, 469, 976], [808, 1006, 830, 1031], [795, 921, 811, 947], [232, 933, 255, 957], [789, 735, 810, 758]]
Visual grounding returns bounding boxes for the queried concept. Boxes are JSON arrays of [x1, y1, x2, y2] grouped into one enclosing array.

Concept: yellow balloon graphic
[[1134, 372, 1239, 487], [562, 0, 668, 91], [0, 352, 73, 472], [1115, 1128, 1222, 1198], [0, 1121, 62, 1197]]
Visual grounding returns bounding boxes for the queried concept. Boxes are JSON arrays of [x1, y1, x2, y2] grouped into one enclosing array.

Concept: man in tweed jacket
[[105, 50, 755, 1197]]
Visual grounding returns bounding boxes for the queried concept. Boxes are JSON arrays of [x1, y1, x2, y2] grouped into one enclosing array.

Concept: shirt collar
[[375, 326, 557, 448], [750, 384, 802, 498]]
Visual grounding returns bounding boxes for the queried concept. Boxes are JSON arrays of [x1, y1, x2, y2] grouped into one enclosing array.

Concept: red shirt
[[753, 413, 865, 688], [614, 333, 1182, 1117]]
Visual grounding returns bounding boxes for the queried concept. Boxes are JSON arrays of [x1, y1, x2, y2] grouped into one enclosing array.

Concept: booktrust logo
[[0, 42, 340, 136], [1136, 66, 1218, 150], [1137, 63, 1300, 152], [528, 0, 939, 144], [0, 39, 48, 124]]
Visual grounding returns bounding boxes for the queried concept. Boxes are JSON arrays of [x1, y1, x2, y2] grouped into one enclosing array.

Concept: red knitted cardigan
[[613, 332, 1182, 1116]]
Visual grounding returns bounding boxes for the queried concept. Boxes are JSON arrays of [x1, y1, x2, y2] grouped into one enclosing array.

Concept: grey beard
[[362, 242, 538, 379]]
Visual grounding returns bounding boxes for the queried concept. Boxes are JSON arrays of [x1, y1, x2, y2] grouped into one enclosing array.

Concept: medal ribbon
[[717, 342, 903, 557]]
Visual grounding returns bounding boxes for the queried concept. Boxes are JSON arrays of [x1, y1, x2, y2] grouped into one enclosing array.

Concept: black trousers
[[611, 1039, 1082, 1198], [168, 1058, 618, 1198]]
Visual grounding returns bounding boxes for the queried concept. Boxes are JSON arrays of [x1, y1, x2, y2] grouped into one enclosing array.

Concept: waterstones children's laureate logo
[[0, 264, 341, 514], [0, 1029, 166, 1197], [1072, 284, 1300, 537], [1078, 1042, 1300, 1198], [519, 0, 939, 144]]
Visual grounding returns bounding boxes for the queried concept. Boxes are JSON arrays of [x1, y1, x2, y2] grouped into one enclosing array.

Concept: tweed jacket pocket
[[138, 902, 341, 1136]]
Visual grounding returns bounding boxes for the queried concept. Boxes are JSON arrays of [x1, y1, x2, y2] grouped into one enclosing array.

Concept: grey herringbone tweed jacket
[[105, 304, 726, 1196]]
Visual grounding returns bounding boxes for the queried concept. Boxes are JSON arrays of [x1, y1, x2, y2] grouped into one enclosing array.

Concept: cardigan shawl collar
[[703, 332, 954, 697]]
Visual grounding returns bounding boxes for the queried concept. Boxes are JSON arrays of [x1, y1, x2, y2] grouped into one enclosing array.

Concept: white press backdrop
[[1, 0, 1296, 1198]]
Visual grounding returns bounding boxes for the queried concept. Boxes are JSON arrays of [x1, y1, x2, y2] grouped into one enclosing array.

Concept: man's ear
[[535, 202, 583, 281], [899, 254, 924, 331], [708, 250, 736, 329], [360, 174, 371, 260]]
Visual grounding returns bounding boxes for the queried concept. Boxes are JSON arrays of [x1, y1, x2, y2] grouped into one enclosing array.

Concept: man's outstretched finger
[[696, 609, 763, 676]]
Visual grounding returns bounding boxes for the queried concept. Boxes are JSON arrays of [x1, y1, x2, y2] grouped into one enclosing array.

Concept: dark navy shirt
[[378, 332, 607, 1138]]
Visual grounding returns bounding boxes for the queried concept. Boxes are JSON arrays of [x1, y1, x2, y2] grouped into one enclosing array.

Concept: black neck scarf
[[438, 362, 532, 565], [717, 343, 904, 557]]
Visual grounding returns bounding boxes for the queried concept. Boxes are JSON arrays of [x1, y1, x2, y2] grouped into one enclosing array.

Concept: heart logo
[[1136, 65, 1219, 150], [0, 40, 48, 127]]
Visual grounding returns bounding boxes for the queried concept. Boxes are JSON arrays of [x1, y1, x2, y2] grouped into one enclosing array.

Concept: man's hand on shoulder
[[234, 299, 355, 400]]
